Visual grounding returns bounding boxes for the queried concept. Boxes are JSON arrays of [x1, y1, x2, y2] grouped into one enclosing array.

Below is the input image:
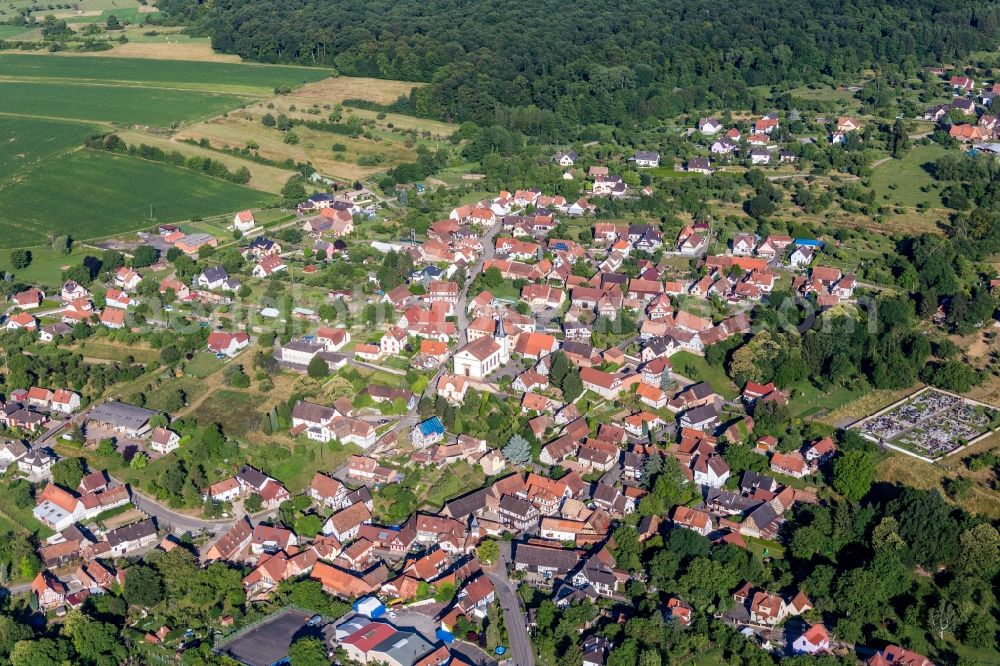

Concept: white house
[[50, 389, 81, 414], [114, 267, 142, 291], [149, 427, 181, 454], [692, 455, 730, 488], [698, 118, 723, 134], [207, 331, 250, 357], [632, 151, 660, 168], [234, 210, 256, 232], [789, 246, 814, 268], [792, 625, 830, 655], [453, 323, 511, 379], [750, 149, 771, 165], [195, 266, 231, 290]]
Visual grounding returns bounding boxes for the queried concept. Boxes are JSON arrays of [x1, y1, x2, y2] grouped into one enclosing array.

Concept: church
[[452, 316, 514, 379]]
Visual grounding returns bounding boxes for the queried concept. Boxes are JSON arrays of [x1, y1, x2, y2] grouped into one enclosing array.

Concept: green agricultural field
[[63, 7, 146, 24], [0, 80, 248, 125], [0, 54, 332, 95], [0, 149, 273, 247], [0, 115, 96, 176]]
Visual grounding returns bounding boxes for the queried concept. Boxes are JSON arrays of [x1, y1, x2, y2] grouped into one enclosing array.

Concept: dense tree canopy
[[163, 0, 1000, 129]]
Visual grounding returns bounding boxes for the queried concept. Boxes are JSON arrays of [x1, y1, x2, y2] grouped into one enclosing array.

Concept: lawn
[[786, 380, 858, 419], [117, 129, 294, 194], [670, 351, 739, 399], [256, 439, 360, 493], [0, 25, 31, 39], [869, 144, 950, 209], [0, 478, 53, 538], [0, 80, 249, 126], [0, 245, 87, 287], [75, 340, 160, 364], [0, 54, 332, 95], [0, 149, 273, 247], [421, 462, 486, 509], [183, 352, 225, 379], [744, 535, 786, 559], [647, 166, 698, 178]]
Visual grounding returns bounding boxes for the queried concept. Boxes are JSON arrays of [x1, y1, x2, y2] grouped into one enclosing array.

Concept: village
[[0, 146, 957, 666]]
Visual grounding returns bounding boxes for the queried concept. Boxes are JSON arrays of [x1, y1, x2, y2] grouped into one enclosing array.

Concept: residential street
[[379, 219, 502, 446], [488, 541, 535, 666], [127, 484, 238, 536]]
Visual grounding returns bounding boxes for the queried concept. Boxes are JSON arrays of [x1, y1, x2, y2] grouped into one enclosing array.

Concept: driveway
[[379, 607, 498, 666]]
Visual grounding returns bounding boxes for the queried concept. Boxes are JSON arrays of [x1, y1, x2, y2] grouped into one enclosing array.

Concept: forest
[[160, 0, 1000, 129]]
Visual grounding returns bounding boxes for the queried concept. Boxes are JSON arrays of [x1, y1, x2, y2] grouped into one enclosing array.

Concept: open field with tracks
[[0, 149, 270, 246], [0, 53, 331, 95], [0, 80, 249, 125], [0, 53, 456, 244], [0, 54, 332, 244]]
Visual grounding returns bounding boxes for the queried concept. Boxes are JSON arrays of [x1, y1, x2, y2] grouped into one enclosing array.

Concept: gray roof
[[741, 471, 776, 493], [562, 341, 593, 357], [41, 322, 71, 336], [291, 400, 337, 425], [88, 401, 157, 431], [344, 486, 372, 507], [687, 382, 715, 400], [513, 542, 580, 573], [681, 403, 720, 425], [745, 502, 780, 531], [282, 339, 324, 354], [0, 439, 29, 459], [706, 487, 761, 513], [237, 465, 269, 490], [105, 518, 156, 547], [499, 494, 536, 518], [645, 336, 675, 356], [199, 265, 229, 283], [444, 487, 490, 520], [371, 628, 434, 666]]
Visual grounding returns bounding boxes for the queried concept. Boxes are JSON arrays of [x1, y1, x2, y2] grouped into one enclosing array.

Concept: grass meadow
[[869, 143, 949, 208]]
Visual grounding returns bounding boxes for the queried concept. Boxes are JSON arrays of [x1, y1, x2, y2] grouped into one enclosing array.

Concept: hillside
[[163, 0, 1000, 127]]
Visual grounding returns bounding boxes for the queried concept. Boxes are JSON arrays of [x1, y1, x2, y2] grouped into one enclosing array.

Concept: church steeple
[[494, 307, 511, 363], [494, 308, 507, 340]]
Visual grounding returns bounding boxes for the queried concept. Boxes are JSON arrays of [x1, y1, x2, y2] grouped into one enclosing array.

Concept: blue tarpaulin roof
[[418, 416, 445, 436], [436, 629, 455, 644]]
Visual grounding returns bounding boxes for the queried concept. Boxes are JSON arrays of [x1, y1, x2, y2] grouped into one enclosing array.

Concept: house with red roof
[[99, 308, 126, 329], [11, 288, 44, 309], [5, 311, 38, 331], [793, 624, 831, 654], [770, 451, 808, 478], [672, 505, 713, 536], [207, 331, 250, 357]]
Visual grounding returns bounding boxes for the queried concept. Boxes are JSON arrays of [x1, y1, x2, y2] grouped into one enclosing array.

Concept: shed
[[353, 596, 385, 618]]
